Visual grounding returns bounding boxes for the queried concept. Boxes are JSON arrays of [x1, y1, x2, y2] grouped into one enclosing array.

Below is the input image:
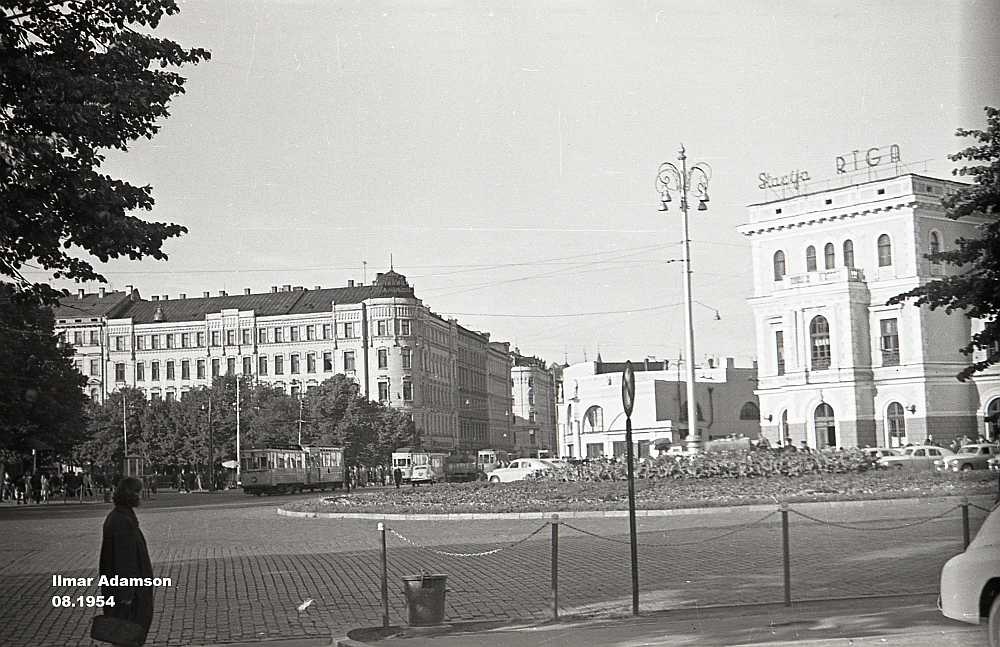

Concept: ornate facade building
[[738, 173, 1000, 448], [510, 350, 558, 456]]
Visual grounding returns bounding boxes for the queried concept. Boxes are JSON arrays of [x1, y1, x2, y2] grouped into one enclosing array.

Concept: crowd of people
[[1, 469, 105, 504]]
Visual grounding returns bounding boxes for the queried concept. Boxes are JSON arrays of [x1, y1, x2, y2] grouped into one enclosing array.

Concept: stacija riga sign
[[758, 169, 810, 191], [836, 144, 901, 174]]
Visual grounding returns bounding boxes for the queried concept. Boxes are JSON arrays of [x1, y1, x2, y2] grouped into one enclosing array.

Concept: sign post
[[622, 361, 639, 616]]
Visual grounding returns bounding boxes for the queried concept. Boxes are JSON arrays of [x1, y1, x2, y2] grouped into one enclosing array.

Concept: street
[[0, 492, 991, 646]]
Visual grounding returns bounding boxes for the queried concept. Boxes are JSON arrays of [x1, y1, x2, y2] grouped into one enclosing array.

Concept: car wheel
[[960, 464, 973, 472], [894, 463, 903, 470], [489, 475, 500, 483], [989, 592, 1000, 647]]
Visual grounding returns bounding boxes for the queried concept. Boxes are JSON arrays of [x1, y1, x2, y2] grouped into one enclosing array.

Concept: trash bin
[[401, 573, 447, 626]]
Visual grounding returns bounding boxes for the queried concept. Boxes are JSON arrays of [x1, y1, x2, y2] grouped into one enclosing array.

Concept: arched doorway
[[986, 398, 1000, 442], [814, 403, 836, 448], [887, 402, 906, 448]]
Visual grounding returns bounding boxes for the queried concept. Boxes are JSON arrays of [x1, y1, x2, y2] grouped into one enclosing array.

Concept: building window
[[343, 322, 355, 338], [166, 334, 174, 349], [887, 402, 906, 448], [165, 391, 175, 403], [181, 360, 190, 380], [197, 331, 205, 347], [72, 331, 83, 346], [150, 335, 160, 350], [323, 351, 332, 372], [225, 330, 234, 346], [400, 320, 411, 336], [322, 324, 332, 340], [181, 333, 190, 348], [241, 329, 251, 345], [90, 331, 99, 345], [880, 318, 899, 366], [211, 358, 220, 378], [814, 403, 836, 448], [258, 328, 268, 344], [114, 335, 125, 351], [290, 384, 300, 398], [877, 234, 892, 267], [150, 390, 160, 402], [135, 362, 144, 382], [274, 355, 284, 375], [377, 348, 388, 369], [739, 401, 760, 420], [166, 361, 175, 380], [274, 327, 283, 343], [929, 231, 941, 266], [290, 354, 300, 374], [775, 330, 785, 376], [211, 330, 220, 347], [90, 359, 99, 376], [151, 361, 160, 381], [402, 380, 413, 401], [306, 325, 315, 341], [528, 388, 535, 405], [258, 356, 268, 376], [781, 410, 789, 439], [378, 381, 390, 403], [290, 327, 300, 342], [809, 315, 831, 370], [377, 320, 388, 336], [583, 405, 604, 433], [135, 335, 145, 350], [197, 359, 206, 379], [843, 239, 855, 268], [344, 351, 355, 371], [401, 348, 411, 369], [806, 245, 817, 271], [306, 353, 316, 373], [773, 250, 786, 281], [226, 357, 236, 375], [824, 242, 835, 269]]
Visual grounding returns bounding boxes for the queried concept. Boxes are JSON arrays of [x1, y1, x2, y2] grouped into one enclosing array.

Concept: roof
[[53, 291, 132, 320]]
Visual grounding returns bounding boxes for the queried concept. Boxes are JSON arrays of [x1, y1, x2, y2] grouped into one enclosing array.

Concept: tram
[[477, 448, 510, 474], [240, 445, 344, 495]]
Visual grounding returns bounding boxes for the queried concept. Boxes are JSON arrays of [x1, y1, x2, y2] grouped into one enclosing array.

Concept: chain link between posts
[[562, 510, 780, 548], [387, 523, 549, 558], [969, 502, 996, 514], [788, 504, 962, 531]]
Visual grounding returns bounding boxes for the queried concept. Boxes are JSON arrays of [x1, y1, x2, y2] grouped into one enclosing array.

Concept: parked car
[[863, 447, 901, 461], [990, 456, 999, 472], [939, 500, 1000, 646], [877, 445, 954, 470], [487, 458, 557, 483], [935, 444, 1000, 473]]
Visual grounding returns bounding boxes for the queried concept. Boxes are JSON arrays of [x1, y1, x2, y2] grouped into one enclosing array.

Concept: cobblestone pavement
[[0, 495, 991, 646]]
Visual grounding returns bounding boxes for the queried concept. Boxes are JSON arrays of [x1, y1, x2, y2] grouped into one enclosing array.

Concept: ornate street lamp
[[656, 145, 712, 452]]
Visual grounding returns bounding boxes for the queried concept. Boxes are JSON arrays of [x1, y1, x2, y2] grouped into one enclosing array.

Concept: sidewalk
[[336, 595, 988, 647]]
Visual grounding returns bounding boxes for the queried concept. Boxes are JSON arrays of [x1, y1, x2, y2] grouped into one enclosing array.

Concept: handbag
[[90, 614, 145, 647]]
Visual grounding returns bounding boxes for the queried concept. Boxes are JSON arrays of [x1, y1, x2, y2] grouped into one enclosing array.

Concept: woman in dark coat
[[99, 477, 154, 645]]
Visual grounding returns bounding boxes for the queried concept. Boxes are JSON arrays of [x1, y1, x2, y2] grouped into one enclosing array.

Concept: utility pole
[[236, 378, 241, 485], [297, 395, 304, 446], [207, 395, 214, 492], [122, 392, 128, 477]]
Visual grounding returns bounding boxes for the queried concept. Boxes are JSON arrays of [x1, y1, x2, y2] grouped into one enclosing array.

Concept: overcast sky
[[42, 0, 1000, 366]]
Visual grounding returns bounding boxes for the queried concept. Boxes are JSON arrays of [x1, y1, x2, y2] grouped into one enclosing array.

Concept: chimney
[[347, 280, 355, 287], [293, 285, 304, 291], [218, 290, 227, 297], [151, 295, 159, 301], [77, 288, 85, 299], [243, 288, 251, 295], [125, 284, 133, 296], [314, 285, 321, 290], [98, 287, 106, 298], [161, 295, 169, 301], [271, 286, 278, 293], [203, 291, 210, 298], [282, 284, 291, 292], [179, 293, 186, 300]]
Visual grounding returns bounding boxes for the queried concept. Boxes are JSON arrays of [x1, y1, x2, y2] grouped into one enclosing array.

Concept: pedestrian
[[40, 473, 49, 504], [30, 471, 42, 504], [97, 477, 154, 646], [393, 467, 403, 489], [22, 473, 33, 505]]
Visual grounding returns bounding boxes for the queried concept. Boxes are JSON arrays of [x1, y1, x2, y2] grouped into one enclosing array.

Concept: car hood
[[945, 453, 979, 460], [969, 506, 1000, 550]]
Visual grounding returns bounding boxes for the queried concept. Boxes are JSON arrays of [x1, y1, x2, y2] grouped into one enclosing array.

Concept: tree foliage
[[888, 106, 1000, 381], [1, 0, 210, 300]]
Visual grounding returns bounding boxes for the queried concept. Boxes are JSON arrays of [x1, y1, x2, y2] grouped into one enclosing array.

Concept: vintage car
[[939, 501, 1000, 646], [876, 445, 953, 470], [935, 444, 1000, 472], [486, 458, 557, 483]]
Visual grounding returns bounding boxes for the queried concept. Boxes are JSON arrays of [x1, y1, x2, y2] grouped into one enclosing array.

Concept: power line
[[438, 302, 685, 318]]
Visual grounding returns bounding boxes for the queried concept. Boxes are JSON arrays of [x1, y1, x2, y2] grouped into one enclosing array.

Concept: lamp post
[[656, 145, 711, 453], [202, 396, 213, 492]]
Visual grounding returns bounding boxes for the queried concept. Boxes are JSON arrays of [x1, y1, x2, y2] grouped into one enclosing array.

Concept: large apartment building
[[510, 350, 558, 455], [53, 270, 520, 453], [738, 173, 1000, 448]]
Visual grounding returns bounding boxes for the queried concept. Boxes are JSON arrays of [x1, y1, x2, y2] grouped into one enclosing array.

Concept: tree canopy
[[888, 106, 1000, 381], [1, 0, 210, 301]]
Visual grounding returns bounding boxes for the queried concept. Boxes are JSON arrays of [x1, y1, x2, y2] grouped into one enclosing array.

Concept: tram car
[[391, 448, 480, 483], [240, 445, 344, 495], [477, 448, 510, 474]]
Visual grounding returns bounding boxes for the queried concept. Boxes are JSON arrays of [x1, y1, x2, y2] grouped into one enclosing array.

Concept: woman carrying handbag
[[92, 477, 154, 647]]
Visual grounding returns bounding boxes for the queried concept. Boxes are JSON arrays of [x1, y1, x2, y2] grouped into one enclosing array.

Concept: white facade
[[738, 173, 1000, 448], [557, 358, 759, 459]]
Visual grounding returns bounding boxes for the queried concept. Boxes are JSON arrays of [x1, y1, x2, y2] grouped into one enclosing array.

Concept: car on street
[[876, 445, 954, 470], [991, 455, 999, 471], [487, 458, 557, 483], [939, 500, 1000, 646], [863, 447, 901, 461], [935, 444, 1000, 472]]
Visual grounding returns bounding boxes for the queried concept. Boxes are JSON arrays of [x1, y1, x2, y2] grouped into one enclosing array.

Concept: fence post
[[780, 503, 791, 606], [960, 498, 970, 550], [551, 514, 559, 621], [378, 522, 389, 627]]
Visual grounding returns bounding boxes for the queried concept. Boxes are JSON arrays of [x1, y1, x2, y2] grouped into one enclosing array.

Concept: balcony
[[778, 267, 866, 289]]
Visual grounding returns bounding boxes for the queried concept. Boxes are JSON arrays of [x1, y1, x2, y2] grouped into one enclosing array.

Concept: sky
[[37, 0, 1000, 367]]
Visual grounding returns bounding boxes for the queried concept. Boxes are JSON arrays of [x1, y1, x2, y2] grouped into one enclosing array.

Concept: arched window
[[739, 401, 760, 420], [986, 398, 1000, 443], [877, 234, 892, 267], [805, 245, 817, 271], [886, 402, 906, 448], [814, 403, 836, 447], [809, 316, 831, 370], [773, 250, 786, 281], [583, 405, 604, 433], [843, 240, 855, 268], [929, 231, 941, 269], [824, 243, 835, 269]]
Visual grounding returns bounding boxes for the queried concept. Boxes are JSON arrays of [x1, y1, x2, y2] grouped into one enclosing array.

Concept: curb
[[277, 493, 994, 521]]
